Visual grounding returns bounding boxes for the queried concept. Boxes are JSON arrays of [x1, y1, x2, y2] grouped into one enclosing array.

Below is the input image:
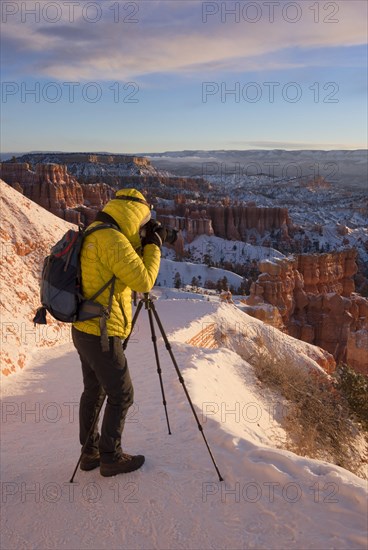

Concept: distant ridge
[[2, 149, 366, 188], [3, 152, 165, 183]]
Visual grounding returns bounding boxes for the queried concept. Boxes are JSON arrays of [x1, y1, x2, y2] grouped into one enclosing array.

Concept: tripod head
[[142, 292, 151, 308], [132, 291, 154, 309]]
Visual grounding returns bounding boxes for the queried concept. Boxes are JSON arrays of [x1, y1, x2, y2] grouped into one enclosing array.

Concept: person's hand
[[141, 220, 167, 248]]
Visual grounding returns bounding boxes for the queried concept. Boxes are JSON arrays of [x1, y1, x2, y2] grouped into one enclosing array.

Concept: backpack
[[33, 221, 119, 349]]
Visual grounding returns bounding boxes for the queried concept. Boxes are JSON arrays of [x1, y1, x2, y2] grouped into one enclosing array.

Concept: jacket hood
[[102, 188, 151, 249]]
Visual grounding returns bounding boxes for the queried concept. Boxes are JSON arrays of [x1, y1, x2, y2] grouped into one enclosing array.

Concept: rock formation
[[0, 180, 74, 376], [347, 295, 368, 373], [11, 152, 151, 168], [244, 250, 368, 375], [156, 203, 291, 243], [156, 209, 214, 243], [208, 205, 291, 240], [10, 153, 162, 185], [0, 162, 115, 225], [296, 250, 357, 296]]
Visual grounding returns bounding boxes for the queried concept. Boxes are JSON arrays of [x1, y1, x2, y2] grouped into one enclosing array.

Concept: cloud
[[1, 0, 367, 81], [37, 24, 94, 41], [227, 140, 366, 150]]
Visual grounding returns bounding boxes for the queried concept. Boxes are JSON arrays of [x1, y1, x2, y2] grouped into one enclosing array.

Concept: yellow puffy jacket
[[73, 189, 160, 339]]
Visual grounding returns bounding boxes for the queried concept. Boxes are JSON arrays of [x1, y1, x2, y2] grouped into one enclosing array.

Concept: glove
[[141, 220, 167, 248]]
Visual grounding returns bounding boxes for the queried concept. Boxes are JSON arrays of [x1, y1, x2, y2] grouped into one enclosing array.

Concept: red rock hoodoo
[[0, 162, 115, 225], [245, 250, 368, 374]]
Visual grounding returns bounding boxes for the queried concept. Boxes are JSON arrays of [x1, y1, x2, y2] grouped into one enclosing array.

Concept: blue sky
[[1, 0, 367, 153]]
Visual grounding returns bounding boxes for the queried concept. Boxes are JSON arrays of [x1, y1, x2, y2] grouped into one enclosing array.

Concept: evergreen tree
[[174, 271, 182, 289], [191, 276, 199, 290]]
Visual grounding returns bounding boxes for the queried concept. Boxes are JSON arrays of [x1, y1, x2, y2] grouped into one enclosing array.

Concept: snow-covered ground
[[157, 258, 243, 289], [1, 178, 367, 549], [0, 180, 75, 376], [160, 235, 287, 287], [185, 235, 286, 264], [146, 149, 368, 190], [1, 297, 367, 550]]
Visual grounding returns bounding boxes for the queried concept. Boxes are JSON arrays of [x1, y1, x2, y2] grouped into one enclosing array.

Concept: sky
[[1, 0, 367, 153]]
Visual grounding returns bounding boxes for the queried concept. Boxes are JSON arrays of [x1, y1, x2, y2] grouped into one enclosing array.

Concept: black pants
[[72, 327, 134, 464]]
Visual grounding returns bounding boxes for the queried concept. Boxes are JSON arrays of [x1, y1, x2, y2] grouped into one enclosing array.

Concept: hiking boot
[[100, 453, 145, 477], [80, 450, 100, 471]]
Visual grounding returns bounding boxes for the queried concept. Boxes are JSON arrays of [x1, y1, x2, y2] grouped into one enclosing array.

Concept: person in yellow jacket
[[72, 189, 168, 477]]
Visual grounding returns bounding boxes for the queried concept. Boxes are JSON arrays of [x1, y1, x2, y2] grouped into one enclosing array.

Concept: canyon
[[1, 155, 367, 374], [0, 162, 292, 245]]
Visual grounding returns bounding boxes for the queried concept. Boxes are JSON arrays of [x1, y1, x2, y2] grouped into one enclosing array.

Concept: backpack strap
[[89, 276, 115, 302], [89, 275, 116, 352], [84, 221, 118, 237], [99, 277, 116, 352], [115, 195, 152, 210], [81, 220, 120, 352], [75, 222, 116, 301], [94, 211, 120, 229]]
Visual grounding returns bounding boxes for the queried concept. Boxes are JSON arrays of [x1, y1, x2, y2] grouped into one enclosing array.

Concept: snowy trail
[[1, 301, 367, 550]]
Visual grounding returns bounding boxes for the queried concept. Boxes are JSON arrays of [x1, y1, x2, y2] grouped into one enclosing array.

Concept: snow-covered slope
[[1, 298, 367, 549], [184, 234, 286, 264], [157, 258, 243, 288], [0, 180, 75, 376], [1, 179, 366, 549]]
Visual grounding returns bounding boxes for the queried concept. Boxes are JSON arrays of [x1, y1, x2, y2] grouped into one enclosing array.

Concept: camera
[[140, 219, 178, 246]]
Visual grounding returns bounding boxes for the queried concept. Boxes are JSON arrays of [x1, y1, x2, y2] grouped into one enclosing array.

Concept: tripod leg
[[123, 297, 172, 434], [122, 297, 144, 351], [69, 394, 106, 483], [147, 306, 171, 435], [149, 300, 224, 482]]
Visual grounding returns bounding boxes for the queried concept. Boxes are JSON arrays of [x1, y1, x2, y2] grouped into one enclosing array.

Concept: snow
[[1, 298, 367, 550], [0, 180, 75, 376], [1, 177, 367, 550], [157, 258, 243, 288], [147, 149, 367, 189], [183, 234, 286, 264]]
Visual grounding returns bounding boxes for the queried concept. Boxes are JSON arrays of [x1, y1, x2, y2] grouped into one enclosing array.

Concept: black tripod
[[70, 293, 223, 482]]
